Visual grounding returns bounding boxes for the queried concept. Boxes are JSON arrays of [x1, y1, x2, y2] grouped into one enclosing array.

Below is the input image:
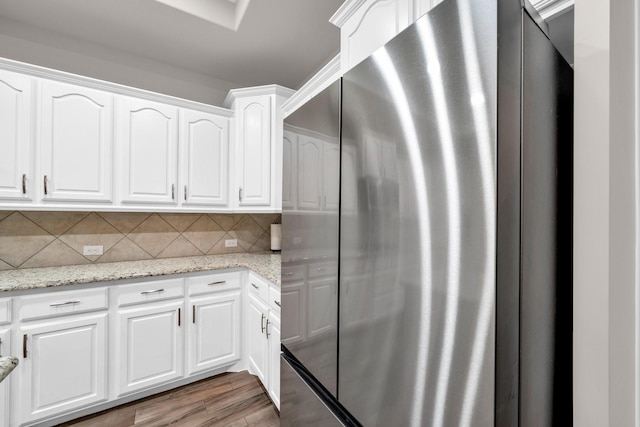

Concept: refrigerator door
[[282, 81, 341, 395], [339, 0, 497, 425]]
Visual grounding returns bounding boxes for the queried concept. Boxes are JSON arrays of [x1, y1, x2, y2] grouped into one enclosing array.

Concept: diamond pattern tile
[[183, 216, 225, 253], [157, 236, 202, 259], [99, 212, 151, 234], [228, 216, 264, 251], [208, 214, 244, 231], [250, 214, 281, 231], [129, 214, 180, 257], [21, 240, 90, 268], [0, 213, 54, 267], [97, 237, 151, 264], [59, 213, 124, 257], [22, 211, 89, 236], [160, 214, 201, 232]]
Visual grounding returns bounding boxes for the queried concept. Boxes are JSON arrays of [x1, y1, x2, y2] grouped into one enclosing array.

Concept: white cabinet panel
[[297, 137, 322, 210], [18, 313, 108, 424], [307, 277, 337, 338], [414, 0, 432, 19], [118, 97, 178, 205], [267, 311, 280, 409], [235, 97, 272, 207], [281, 283, 306, 346], [181, 110, 229, 207], [187, 291, 241, 375], [247, 293, 269, 383], [40, 81, 113, 203], [323, 142, 340, 211], [115, 299, 183, 396], [282, 130, 297, 209], [0, 70, 32, 201], [0, 329, 10, 427]]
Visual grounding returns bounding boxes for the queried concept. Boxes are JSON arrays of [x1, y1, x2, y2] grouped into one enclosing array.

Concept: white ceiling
[[0, 0, 343, 92]]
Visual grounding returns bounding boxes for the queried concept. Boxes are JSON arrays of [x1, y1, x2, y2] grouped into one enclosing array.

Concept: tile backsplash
[[0, 211, 281, 270]]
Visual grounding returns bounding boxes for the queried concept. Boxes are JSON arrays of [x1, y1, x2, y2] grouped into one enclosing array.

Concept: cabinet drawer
[[307, 261, 338, 279], [19, 288, 107, 321], [0, 299, 11, 325], [248, 273, 269, 303], [117, 278, 184, 307], [281, 265, 305, 283], [186, 271, 241, 296], [269, 287, 281, 314]]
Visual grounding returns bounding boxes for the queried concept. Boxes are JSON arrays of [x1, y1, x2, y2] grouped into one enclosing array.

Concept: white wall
[[0, 17, 239, 106], [574, 0, 637, 425]]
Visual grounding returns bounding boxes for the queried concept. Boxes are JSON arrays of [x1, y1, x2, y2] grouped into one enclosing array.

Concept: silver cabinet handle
[[23, 335, 27, 359], [192, 305, 196, 324], [261, 313, 266, 333], [22, 174, 26, 194], [43, 175, 48, 195], [283, 272, 294, 276], [239, 187, 243, 202], [251, 283, 259, 290], [317, 267, 327, 271], [178, 308, 181, 327], [49, 300, 80, 307], [208, 281, 226, 286], [171, 184, 175, 200], [274, 300, 281, 307], [266, 319, 271, 339], [184, 185, 187, 201], [141, 289, 164, 295]]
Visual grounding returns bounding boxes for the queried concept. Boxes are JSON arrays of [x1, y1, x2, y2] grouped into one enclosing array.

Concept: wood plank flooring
[[59, 371, 279, 427]]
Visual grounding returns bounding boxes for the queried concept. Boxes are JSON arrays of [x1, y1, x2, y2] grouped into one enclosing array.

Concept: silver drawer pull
[[274, 300, 281, 307], [283, 272, 294, 276], [50, 300, 80, 307], [317, 267, 327, 271], [208, 281, 226, 286], [141, 289, 164, 295], [251, 283, 259, 290]]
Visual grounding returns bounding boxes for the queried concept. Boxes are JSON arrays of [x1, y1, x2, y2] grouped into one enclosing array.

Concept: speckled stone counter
[[0, 253, 281, 292], [0, 356, 18, 384]]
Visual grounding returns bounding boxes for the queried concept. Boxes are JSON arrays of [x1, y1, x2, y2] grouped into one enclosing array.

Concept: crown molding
[[223, 84, 296, 108], [282, 55, 341, 118], [0, 56, 234, 117], [531, 0, 574, 20], [329, 0, 368, 28]]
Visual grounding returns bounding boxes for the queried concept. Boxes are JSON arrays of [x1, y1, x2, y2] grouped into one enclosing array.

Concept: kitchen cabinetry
[[186, 272, 241, 375], [113, 278, 184, 396], [297, 136, 323, 210], [117, 97, 179, 206], [15, 288, 108, 425], [282, 130, 297, 209], [180, 110, 229, 207], [246, 273, 281, 408], [281, 266, 306, 346], [0, 297, 11, 427], [40, 81, 113, 203], [0, 70, 33, 202]]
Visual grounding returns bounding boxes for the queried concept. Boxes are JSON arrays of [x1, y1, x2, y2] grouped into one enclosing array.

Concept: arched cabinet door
[[118, 96, 178, 205], [181, 110, 229, 207], [40, 81, 113, 203], [0, 70, 33, 201], [235, 96, 272, 207]]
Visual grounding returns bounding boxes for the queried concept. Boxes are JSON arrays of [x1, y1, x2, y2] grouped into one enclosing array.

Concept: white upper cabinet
[[330, 0, 434, 72], [0, 70, 32, 201], [297, 136, 323, 211], [180, 110, 229, 207], [282, 130, 297, 210], [40, 81, 113, 203], [235, 96, 272, 207], [118, 97, 178, 205]]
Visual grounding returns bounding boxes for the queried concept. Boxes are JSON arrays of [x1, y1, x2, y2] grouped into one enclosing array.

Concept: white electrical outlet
[[83, 245, 103, 256], [225, 239, 238, 248]]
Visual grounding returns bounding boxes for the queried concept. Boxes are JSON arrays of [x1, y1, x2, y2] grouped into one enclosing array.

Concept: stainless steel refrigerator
[[281, 0, 573, 425]]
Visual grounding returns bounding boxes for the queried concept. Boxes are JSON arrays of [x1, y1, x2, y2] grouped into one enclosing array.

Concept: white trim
[[329, 0, 369, 28], [0, 57, 234, 117], [531, 0, 574, 20], [283, 123, 339, 145], [282, 55, 341, 118], [223, 84, 295, 108]]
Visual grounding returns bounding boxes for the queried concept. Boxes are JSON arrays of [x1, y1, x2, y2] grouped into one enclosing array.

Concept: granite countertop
[[0, 356, 18, 384], [0, 253, 281, 293]]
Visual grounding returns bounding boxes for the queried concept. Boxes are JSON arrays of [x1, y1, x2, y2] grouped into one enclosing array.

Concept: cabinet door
[[281, 282, 306, 346], [323, 141, 340, 211], [282, 130, 297, 210], [116, 300, 183, 396], [187, 291, 240, 375], [18, 313, 108, 424], [0, 70, 32, 201], [118, 97, 178, 205], [247, 294, 269, 383], [40, 81, 113, 202], [267, 311, 281, 409], [235, 96, 272, 207], [307, 277, 338, 339], [0, 329, 10, 427], [297, 137, 322, 210], [181, 110, 229, 207]]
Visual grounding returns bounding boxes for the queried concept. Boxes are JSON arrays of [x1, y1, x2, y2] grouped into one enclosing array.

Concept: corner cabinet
[[0, 298, 12, 427], [225, 85, 295, 212]]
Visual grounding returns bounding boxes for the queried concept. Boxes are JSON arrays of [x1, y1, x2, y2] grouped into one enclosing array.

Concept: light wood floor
[[59, 371, 279, 427]]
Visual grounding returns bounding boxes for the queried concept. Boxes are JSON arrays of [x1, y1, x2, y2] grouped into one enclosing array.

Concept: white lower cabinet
[[187, 291, 241, 375], [17, 312, 108, 425], [247, 293, 269, 384], [0, 328, 11, 427], [115, 299, 184, 396], [266, 310, 281, 409]]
